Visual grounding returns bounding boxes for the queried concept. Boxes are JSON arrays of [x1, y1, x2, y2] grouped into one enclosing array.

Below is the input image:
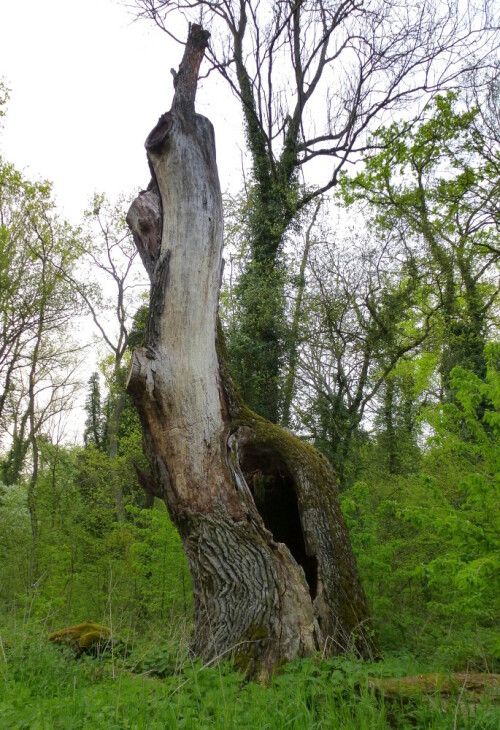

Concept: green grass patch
[[1, 627, 498, 729]]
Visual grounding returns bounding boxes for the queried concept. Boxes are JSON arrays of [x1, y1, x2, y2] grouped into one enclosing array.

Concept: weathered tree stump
[[126, 24, 373, 677]]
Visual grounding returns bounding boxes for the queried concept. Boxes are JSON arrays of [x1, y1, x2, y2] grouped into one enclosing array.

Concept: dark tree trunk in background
[[126, 25, 373, 676]]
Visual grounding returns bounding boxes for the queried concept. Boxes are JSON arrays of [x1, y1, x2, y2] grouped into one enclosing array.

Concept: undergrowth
[[0, 623, 498, 729]]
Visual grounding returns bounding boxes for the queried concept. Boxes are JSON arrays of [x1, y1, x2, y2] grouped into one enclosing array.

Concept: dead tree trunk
[[126, 24, 373, 676]]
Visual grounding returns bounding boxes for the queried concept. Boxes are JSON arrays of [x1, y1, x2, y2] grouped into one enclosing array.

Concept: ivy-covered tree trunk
[[227, 44, 301, 425], [126, 25, 372, 676]]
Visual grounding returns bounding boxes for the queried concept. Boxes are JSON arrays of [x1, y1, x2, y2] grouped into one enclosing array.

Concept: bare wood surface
[[126, 23, 372, 674]]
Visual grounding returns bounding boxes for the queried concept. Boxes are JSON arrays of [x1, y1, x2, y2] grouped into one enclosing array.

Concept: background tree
[[0, 145, 83, 578], [133, 0, 499, 422], [294, 222, 429, 486], [343, 343, 500, 658], [340, 93, 500, 402], [83, 372, 106, 450], [71, 193, 148, 520]]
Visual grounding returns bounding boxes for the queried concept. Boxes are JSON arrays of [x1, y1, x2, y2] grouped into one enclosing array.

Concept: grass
[[0, 623, 499, 729]]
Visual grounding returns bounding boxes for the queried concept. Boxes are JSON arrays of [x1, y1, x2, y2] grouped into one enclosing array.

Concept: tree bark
[[126, 24, 373, 676], [282, 200, 321, 428]]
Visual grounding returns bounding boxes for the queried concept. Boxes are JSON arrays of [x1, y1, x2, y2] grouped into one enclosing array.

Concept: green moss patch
[[48, 621, 111, 654]]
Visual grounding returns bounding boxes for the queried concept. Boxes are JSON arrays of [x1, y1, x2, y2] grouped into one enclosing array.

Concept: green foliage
[[1, 382, 191, 626], [1, 629, 498, 729], [226, 258, 288, 423], [221, 188, 290, 423], [83, 373, 106, 450], [339, 92, 499, 398], [125, 505, 192, 620], [126, 304, 149, 351], [0, 482, 31, 602], [0, 139, 82, 487], [343, 346, 500, 666], [0, 79, 9, 122], [294, 225, 426, 486]]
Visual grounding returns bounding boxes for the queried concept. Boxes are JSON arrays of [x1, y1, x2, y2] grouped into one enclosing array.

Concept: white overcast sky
[[0, 0, 247, 441], [0, 0, 244, 222]]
